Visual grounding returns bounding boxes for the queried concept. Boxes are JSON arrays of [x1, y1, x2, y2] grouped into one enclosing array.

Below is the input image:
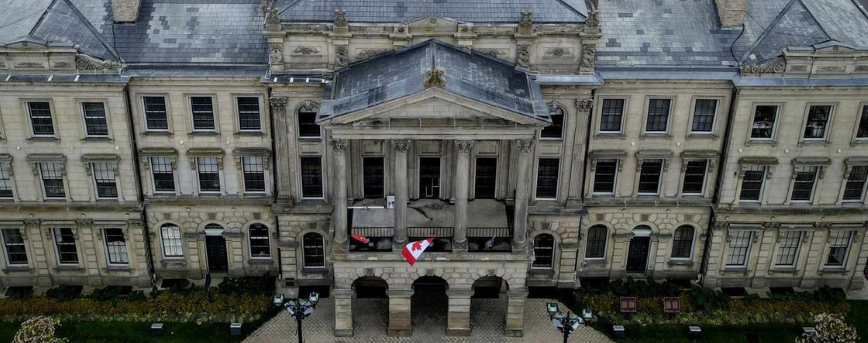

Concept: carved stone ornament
[[544, 47, 572, 58], [585, 10, 600, 28], [576, 99, 594, 112], [517, 46, 530, 68], [269, 45, 283, 64], [75, 55, 121, 71], [515, 139, 534, 154], [335, 45, 349, 67], [334, 9, 348, 27], [580, 44, 596, 68], [298, 100, 320, 114], [423, 68, 446, 88], [855, 65, 868, 72], [330, 139, 349, 153], [392, 139, 411, 152], [292, 46, 320, 55], [740, 58, 786, 75], [357, 48, 389, 59], [265, 5, 280, 25], [269, 97, 287, 112], [518, 11, 534, 30], [474, 48, 508, 59], [455, 140, 474, 153]]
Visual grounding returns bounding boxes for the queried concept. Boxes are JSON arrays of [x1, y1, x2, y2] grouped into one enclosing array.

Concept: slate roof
[[280, 0, 587, 23], [318, 40, 549, 120], [735, 0, 868, 64], [595, 0, 739, 70], [0, 0, 119, 61]]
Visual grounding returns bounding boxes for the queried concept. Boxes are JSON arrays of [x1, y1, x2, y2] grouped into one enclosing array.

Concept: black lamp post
[[274, 292, 319, 343], [546, 302, 594, 343]]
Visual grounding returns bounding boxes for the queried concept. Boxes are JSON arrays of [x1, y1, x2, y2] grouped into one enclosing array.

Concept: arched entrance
[[351, 276, 389, 336], [411, 276, 448, 336], [470, 276, 509, 336]]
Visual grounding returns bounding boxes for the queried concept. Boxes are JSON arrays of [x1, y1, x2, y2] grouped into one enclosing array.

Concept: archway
[[470, 276, 509, 336], [351, 276, 389, 336], [411, 276, 448, 336]]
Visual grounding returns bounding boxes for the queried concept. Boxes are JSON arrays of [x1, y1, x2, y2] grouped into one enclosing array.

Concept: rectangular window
[[681, 160, 707, 195], [774, 231, 802, 267], [474, 158, 497, 199], [0, 163, 12, 198], [241, 157, 266, 193], [248, 225, 270, 258], [843, 166, 868, 201], [858, 105, 868, 139], [196, 157, 221, 193], [826, 231, 853, 267], [300, 157, 323, 198], [541, 106, 564, 139], [297, 106, 320, 138], [303, 235, 325, 268], [190, 97, 215, 131], [600, 99, 625, 133], [637, 160, 663, 195], [103, 228, 128, 264], [585, 227, 607, 258], [593, 159, 618, 194], [1, 229, 27, 265], [790, 166, 818, 202], [39, 162, 65, 199], [726, 231, 752, 267], [91, 162, 118, 199], [363, 157, 385, 199], [82, 102, 108, 137], [28, 102, 55, 136], [645, 99, 671, 133], [150, 157, 175, 193], [751, 105, 778, 139], [535, 158, 559, 199], [691, 99, 717, 133], [803, 105, 832, 140], [52, 228, 78, 264], [237, 97, 261, 131], [143, 97, 168, 131], [739, 166, 766, 202], [160, 225, 183, 257]]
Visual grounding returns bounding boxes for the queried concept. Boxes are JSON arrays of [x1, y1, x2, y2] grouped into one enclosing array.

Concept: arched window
[[248, 224, 270, 258], [541, 104, 565, 139], [302, 232, 325, 268], [297, 101, 320, 138], [160, 224, 183, 257], [532, 234, 554, 269], [671, 226, 695, 259], [585, 225, 608, 259]]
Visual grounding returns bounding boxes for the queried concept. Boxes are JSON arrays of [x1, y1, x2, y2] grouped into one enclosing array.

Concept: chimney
[[715, 0, 747, 27], [111, 0, 142, 23]]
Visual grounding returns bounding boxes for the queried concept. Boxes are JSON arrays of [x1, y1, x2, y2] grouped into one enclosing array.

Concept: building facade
[[1, 0, 868, 338]]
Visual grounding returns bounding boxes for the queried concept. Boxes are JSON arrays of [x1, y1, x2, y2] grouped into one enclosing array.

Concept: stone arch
[[196, 220, 229, 233], [471, 275, 509, 298], [353, 276, 389, 298]]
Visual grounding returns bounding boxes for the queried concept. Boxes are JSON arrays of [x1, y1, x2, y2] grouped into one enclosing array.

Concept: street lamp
[[546, 302, 593, 343], [274, 292, 319, 343]]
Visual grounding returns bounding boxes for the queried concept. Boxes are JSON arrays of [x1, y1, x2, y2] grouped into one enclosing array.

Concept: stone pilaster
[[25, 219, 51, 287], [446, 289, 472, 336], [270, 97, 293, 201], [333, 288, 354, 337], [332, 139, 349, 244], [393, 140, 410, 245], [453, 140, 473, 250], [505, 288, 528, 337], [513, 139, 534, 248], [387, 289, 413, 337]]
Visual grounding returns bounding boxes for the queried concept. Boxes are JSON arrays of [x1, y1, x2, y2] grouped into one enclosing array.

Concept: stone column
[[333, 288, 354, 337], [446, 289, 472, 336], [505, 288, 529, 337], [453, 140, 473, 250], [387, 289, 413, 337], [513, 139, 534, 247], [393, 140, 410, 245], [269, 97, 292, 201], [332, 139, 349, 244]]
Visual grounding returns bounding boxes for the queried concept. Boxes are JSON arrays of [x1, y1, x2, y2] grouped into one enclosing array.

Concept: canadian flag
[[401, 238, 434, 266], [351, 234, 369, 244]]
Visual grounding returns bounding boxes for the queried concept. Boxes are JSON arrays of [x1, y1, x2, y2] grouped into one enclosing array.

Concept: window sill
[[528, 269, 555, 276], [641, 133, 671, 138], [248, 259, 275, 265], [818, 267, 848, 275], [798, 140, 830, 147], [302, 268, 328, 275], [298, 136, 322, 141], [595, 132, 624, 138], [745, 140, 776, 146], [851, 139, 868, 146], [3, 265, 31, 272], [190, 131, 219, 136], [769, 267, 798, 275], [106, 265, 131, 271], [160, 259, 187, 267], [686, 133, 718, 139], [83, 136, 112, 142], [667, 259, 694, 267], [582, 258, 607, 266], [142, 131, 172, 136], [722, 267, 749, 274], [55, 265, 85, 271], [539, 138, 564, 142], [29, 136, 59, 142], [236, 131, 265, 136]]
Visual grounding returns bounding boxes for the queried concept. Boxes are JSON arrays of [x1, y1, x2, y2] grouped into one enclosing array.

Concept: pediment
[[409, 17, 460, 33], [814, 42, 857, 54], [323, 88, 548, 128]]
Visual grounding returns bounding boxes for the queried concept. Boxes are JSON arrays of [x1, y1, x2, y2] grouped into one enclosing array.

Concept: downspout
[[576, 87, 596, 287]]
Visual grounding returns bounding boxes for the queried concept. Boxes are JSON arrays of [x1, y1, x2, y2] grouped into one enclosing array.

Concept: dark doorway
[[419, 157, 441, 199], [472, 276, 507, 299], [625, 237, 650, 273], [354, 276, 388, 298], [363, 157, 385, 199], [474, 158, 497, 199], [205, 235, 229, 272], [412, 276, 448, 334]]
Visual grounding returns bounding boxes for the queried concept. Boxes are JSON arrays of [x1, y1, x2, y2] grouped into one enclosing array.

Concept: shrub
[[797, 313, 859, 343], [12, 316, 65, 343], [215, 276, 276, 296], [44, 286, 81, 302]]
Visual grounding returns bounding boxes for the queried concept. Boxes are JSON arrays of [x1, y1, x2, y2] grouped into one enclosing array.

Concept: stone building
[[0, 0, 868, 339]]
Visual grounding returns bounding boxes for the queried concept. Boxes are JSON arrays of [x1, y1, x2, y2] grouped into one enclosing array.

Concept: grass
[[0, 321, 17, 342], [589, 322, 803, 343], [848, 300, 868, 343]]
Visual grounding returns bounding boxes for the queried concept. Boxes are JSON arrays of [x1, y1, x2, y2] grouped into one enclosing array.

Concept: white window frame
[[160, 224, 184, 258], [853, 103, 868, 142], [195, 156, 222, 194], [738, 166, 767, 203], [299, 156, 325, 200], [247, 224, 271, 259], [141, 95, 171, 132], [825, 231, 854, 268], [24, 100, 57, 138], [642, 97, 674, 135], [38, 161, 66, 200], [188, 95, 218, 133], [681, 160, 708, 196], [592, 159, 619, 195], [597, 97, 628, 134], [670, 225, 696, 260], [533, 157, 560, 201], [301, 232, 325, 269], [0, 160, 14, 199], [530, 233, 556, 269], [149, 156, 177, 195], [79, 100, 111, 139], [102, 228, 129, 265], [773, 231, 802, 268], [637, 159, 664, 196], [241, 156, 267, 195], [688, 97, 720, 135], [90, 162, 119, 200], [789, 165, 819, 203], [1, 228, 28, 266], [51, 228, 79, 265], [748, 103, 781, 142], [800, 103, 835, 142], [584, 225, 609, 260], [725, 230, 753, 267], [362, 156, 386, 199], [235, 95, 264, 133], [540, 103, 566, 141]]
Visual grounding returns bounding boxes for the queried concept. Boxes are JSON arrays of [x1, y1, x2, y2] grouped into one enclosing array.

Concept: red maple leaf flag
[[351, 234, 369, 244], [401, 238, 434, 266]]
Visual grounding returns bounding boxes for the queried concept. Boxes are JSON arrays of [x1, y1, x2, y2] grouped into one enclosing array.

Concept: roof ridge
[[27, 0, 58, 38], [739, 0, 822, 62], [279, 0, 305, 16], [57, 0, 122, 61], [797, 0, 832, 41]]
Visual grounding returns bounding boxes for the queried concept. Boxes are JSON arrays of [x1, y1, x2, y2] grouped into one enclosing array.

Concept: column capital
[[269, 96, 288, 112], [515, 139, 534, 154], [330, 138, 349, 153], [392, 139, 411, 152], [455, 140, 474, 153]]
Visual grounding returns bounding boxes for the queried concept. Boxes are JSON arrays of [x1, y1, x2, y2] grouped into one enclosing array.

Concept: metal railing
[[351, 227, 394, 238], [408, 227, 454, 238], [467, 227, 511, 238]]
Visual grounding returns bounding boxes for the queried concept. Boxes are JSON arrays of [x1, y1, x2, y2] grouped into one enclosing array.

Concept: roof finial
[[424, 68, 446, 89]]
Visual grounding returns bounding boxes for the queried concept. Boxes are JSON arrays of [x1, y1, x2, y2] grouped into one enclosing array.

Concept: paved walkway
[[244, 297, 612, 343]]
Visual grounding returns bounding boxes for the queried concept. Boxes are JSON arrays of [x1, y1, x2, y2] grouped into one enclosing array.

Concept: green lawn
[[589, 322, 803, 343], [0, 322, 17, 343], [848, 300, 868, 343]]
